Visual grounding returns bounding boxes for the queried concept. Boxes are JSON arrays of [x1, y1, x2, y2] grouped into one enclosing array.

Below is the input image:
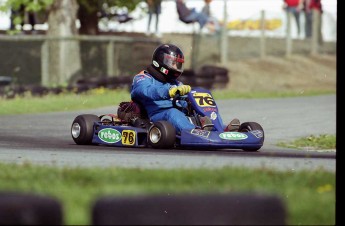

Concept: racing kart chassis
[[71, 87, 264, 151]]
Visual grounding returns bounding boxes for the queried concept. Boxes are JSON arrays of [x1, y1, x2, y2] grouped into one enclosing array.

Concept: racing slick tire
[[71, 114, 100, 145], [239, 122, 264, 152], [148, 121, 176, 149]]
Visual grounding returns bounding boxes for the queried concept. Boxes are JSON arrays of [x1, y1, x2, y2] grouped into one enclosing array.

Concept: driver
[[130, 43, 239, 133]]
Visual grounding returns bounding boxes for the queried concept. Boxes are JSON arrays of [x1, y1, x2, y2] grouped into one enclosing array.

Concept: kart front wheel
[[71, 114, 100, 145], [239, 122, 264, 152], [148, 121, 176, 149]]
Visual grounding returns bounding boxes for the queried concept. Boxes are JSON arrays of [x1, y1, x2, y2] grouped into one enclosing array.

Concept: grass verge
[[0, 89, 335, 225], [0, 163, 335, 225], [277, 134, 336, 151], [0, 88, 335, 115]]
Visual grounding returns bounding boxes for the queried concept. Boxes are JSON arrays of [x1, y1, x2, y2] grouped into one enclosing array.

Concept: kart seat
[[117, 101, 148, 122]]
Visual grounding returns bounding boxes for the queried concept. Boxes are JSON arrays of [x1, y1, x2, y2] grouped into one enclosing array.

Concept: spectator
[[10, 4, 25, 31], [10, 4, 37, 33], [201, 0, 221, 32], [202, 0, 213, 16], [175, 0, 219, 33], [28, 11, 37, 33], [303, 0, 323, 44], [146, 0, 162, 37], [282, 0, 303, 37]]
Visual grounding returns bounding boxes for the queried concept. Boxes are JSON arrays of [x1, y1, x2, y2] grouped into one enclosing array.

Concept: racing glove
[[169, 85, 191, 98]]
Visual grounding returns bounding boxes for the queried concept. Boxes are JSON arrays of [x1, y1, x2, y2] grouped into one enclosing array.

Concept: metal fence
[[0, 35, 161, 86], [0, 9, 336, 87]]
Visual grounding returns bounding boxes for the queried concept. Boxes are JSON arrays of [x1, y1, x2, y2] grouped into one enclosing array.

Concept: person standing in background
[[146, 0, 162, 37], [303, 0, 323, 44], [201, 0, 221, 33], [282, 0, 303, 37], [202, 0, 212, 16], [10, 4, 37, 34], [10, 4, 25, 31]]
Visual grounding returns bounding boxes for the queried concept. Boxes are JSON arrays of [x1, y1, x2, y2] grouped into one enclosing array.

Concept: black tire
[[147, 121, 176, 149], [0, 192, 63, 225], [71, 114, 100, 145], [0, 76, 12, 86], [239, 122, 264, 152], [91, 193, 286, 225], [194, 71, 215, 89], [201, 65, 229, 75], [179, 69, 196, 86], [212, 73, 230, 89]]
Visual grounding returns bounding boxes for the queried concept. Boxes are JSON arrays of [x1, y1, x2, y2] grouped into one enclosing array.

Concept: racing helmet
[[151, 44, 185, 81]]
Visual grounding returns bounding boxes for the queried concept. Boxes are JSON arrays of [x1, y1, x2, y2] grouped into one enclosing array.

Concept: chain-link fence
[[0, 35, 160, 85], [0, 33, 336, 85]]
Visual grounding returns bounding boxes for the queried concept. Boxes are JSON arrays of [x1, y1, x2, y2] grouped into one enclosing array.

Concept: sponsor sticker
[[153, 60, 159, 67], [219, 132, 248, 140], [122, 130, 136, 145], [135, 76, 146, 83], [98, 128, 121, 143], [210, 112, 217, 120], [250, 130, 264, 138], [192, 92, 215, 107], [204, 107, 217, 112], [160, 67, 169, 74], [191, 129, 210, 138]]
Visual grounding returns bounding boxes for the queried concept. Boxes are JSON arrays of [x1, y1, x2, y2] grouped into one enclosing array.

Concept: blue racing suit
[[130, 70, 195, 133]]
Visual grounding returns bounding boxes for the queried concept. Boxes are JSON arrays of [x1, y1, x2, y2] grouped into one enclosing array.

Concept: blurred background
[[0, 0, 337, 91]]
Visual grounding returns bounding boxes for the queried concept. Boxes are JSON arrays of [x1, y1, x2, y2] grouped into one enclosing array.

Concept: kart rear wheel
[[71, 114, 100, 145], [148, 121, 176, 149], [239, 122, 264, 152]]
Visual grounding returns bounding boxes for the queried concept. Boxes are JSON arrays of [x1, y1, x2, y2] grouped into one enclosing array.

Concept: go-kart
[[71, 87, 264, 151]]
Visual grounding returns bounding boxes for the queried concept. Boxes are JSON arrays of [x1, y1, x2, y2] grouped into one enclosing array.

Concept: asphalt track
[[0, 95, 336, 172]]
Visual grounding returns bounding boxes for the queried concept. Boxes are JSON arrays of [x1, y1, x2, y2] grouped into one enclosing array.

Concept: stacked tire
[[179, 65, 229, 90], [73, 75, 133, 92], [200, 65, 229, 89]]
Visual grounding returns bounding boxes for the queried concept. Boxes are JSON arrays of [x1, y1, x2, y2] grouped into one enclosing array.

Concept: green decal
[[219, 132, 248, 140], [98, 128, 121, 143]]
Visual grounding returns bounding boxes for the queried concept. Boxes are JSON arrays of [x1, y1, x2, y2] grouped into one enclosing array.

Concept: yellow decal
[[122, 130, 136, 145], [193, 93, 216, 107]]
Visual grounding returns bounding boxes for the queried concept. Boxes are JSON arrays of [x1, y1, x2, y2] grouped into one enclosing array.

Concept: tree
[[78, 0, 142, 35], [0, 0, 143, 35], [0, 0, 144, 86], [46, 0, 81, 85], [0, 0, 53, 33]]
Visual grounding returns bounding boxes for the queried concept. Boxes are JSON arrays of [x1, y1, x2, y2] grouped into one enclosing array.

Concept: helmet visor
[[163, 53, 184, 72]]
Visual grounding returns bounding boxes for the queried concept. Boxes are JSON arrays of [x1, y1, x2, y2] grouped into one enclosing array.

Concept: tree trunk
[[78, 4, 99, 35], [46, 0, 82, 85]]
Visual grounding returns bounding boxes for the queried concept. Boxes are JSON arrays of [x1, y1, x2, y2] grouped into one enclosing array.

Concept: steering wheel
[[172, 91, 187, 111]]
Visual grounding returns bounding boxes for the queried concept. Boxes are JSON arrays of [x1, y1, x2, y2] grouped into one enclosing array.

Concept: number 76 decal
[[192, 93, 216, 107], [122, 130, 136, 145]]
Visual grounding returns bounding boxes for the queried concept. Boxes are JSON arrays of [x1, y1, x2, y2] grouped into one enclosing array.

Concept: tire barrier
[[0, 76, 12, 86], [0, 75, 134, 99], [0, 65, 229, 99], [194, 70, 215, 90], [0, 192, 286, 225], [200, 65, 230, 89], [0, 192, 63, 225], [92, 193, 286, 225], [179, 66, 230, 90], [178, 69, 197, 87]]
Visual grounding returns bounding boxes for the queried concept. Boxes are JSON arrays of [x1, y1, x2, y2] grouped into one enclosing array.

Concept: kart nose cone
[[71, 123, 81, 138]]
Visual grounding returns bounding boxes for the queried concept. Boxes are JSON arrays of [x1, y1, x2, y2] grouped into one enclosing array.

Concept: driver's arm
[[131, 74, 171, 101]]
